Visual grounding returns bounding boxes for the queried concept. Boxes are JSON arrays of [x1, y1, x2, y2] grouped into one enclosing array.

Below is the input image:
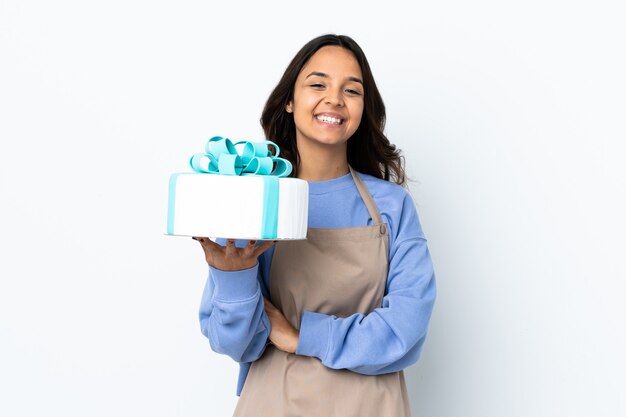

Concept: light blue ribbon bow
[[189, 136, 292, 177]]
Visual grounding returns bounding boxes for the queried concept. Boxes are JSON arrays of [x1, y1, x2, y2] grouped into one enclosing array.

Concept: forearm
[[296, 298, 433, 374], [199, 264, 270, 362]]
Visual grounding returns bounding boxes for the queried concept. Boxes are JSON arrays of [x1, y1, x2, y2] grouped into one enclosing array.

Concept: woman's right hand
[[192, 237, 276, 271]]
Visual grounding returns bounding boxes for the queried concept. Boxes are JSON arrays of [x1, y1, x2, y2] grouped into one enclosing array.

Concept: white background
[[1, 1, 624, 416]]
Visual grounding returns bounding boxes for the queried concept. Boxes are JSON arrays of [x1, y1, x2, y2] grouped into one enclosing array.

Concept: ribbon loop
[[190, 153, 218, 173], [190, 136, 292, 178]]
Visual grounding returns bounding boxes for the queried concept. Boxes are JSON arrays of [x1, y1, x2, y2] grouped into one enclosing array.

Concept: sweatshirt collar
[[306, 172, 354, 195]]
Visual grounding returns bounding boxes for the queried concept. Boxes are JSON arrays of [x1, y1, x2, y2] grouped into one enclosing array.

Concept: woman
[[193, 34, 436, 417]]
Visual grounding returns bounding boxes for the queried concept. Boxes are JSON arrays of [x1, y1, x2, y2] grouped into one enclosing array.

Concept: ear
[[285, 101, 293, 113]]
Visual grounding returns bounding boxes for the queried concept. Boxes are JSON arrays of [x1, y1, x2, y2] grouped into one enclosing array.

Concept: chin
[[312, 131, 352, 145], [297, 129, 353, 148], [314, 138, 349, 147]]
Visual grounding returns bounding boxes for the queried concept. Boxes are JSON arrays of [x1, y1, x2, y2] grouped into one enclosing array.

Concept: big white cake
[[166, 173, 309, 240]]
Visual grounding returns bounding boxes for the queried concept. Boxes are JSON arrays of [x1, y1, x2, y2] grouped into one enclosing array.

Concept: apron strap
[[349, 165, 384, 225]]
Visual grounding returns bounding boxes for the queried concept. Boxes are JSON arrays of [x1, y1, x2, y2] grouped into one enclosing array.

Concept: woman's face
[[286, 46, 365, 149]]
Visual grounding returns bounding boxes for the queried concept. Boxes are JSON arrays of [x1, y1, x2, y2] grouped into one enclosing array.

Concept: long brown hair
[[261, 34, 407, 186]]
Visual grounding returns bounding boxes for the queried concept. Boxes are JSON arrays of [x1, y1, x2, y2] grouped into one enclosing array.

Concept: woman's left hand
[[264, 297, 299, 354]]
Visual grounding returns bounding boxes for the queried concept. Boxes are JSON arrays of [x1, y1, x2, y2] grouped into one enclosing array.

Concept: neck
[[295, 139, 349, 181]]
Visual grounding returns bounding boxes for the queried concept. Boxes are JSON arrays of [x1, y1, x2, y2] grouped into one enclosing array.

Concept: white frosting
[[168, 174, 308, 240]]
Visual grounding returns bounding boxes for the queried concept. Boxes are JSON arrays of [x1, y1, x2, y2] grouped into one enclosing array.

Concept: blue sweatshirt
[[199, 171, 437, 396]]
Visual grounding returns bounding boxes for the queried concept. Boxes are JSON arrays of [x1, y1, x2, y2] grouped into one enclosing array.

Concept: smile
[[315, 115, 344, 125]]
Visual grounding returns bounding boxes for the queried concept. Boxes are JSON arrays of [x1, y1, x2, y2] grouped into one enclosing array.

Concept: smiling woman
[[261, 34, 405, 183], [195, 34, 437, 417], [286, 46, 365, 153]]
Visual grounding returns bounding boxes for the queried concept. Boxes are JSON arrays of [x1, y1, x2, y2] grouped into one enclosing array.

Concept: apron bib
[[233, 166, 412, 417]]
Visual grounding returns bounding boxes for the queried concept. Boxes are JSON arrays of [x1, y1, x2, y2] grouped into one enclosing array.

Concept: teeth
[[316, 115, 343, 125]]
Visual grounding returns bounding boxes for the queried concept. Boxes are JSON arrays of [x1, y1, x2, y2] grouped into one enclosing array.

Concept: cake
[[166, 136, 309, 240]]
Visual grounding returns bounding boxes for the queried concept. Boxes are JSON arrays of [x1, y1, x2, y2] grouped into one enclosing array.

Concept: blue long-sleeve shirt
[[199, 171, 437, 395]]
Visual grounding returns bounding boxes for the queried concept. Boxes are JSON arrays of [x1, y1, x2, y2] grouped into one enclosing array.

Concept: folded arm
[[295, 237, 436, 374]]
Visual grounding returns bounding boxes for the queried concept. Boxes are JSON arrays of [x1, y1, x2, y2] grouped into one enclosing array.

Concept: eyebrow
[[305, 71, 364, 85]]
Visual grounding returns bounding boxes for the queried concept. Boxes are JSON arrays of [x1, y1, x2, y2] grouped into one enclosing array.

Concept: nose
[[324, 87, 344, 107]]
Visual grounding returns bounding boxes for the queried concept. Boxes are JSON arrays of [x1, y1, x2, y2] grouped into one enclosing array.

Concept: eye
[[345, 88, 362, 96], [309, 84, 325, 89]]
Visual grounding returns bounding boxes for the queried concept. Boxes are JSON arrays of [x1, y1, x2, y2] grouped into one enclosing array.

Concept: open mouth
[[315, 114, 344, 125]]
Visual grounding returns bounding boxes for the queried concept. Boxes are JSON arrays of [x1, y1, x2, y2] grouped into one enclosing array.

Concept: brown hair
[[261, 34, 407, 186]]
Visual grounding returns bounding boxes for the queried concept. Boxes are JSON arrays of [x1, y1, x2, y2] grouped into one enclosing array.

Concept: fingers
[[193, 237, 277, 270], [193, 237, 221, 250], [192, 236, 207, 245], [253, 240, 278, 257], [224, 238, 237, 256], [242, 240, 258, 256]]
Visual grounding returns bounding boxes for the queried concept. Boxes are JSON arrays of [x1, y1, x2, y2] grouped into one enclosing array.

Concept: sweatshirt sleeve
[[295, 192, 437, 374], [198, 239, 270, 363]]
